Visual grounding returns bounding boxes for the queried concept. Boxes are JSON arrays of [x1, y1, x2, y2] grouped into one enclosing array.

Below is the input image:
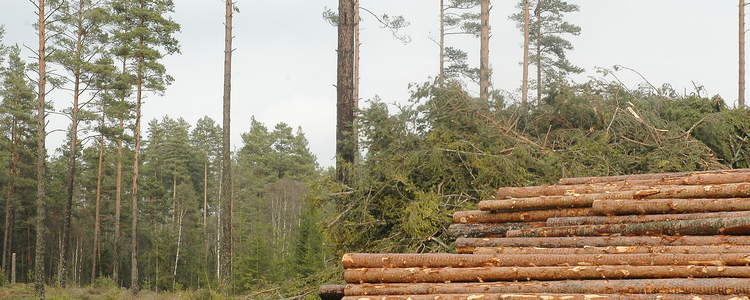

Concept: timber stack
[[320, 169, 750, 300]]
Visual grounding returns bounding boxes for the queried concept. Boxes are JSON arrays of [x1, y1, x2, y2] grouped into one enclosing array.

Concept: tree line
[[3, 0, 750, 298]]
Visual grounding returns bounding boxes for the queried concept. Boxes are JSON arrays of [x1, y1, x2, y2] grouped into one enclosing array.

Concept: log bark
[[320, 284, 346, 300], [344, 266, 750, 283], [592, 198, 750, 215], [487, 183, 750, 211], [343, 278, 750, 296], [498, 180, 674, 199], [454, 236, 750, 253], [508, 216, 750, 237], [342, 294, 749, 300], [341, 253, 750, 269], [453, 208, 592, 224], [500, 172, 750, 198], [472, 244, 750, 255], [480, 194, 604, 211], [447, 223, 546, 238], [557, 169, 744, 185], [547, 211, 750, 226]]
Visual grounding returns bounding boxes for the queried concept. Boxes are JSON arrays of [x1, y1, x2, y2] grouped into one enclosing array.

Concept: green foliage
[[317, 78, 734, 256], [232, 118, 321, 292], [511, 0, 583, 98]]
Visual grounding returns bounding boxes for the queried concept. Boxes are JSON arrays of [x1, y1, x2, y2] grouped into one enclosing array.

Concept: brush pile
[[321, 169, 750, 300]]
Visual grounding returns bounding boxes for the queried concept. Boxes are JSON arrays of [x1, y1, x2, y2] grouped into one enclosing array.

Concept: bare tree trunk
[[536, 0, 542, 104], [439, 0, 445, 83], [131, 44, 144, 300], [353, 0, 360, 166], [35, 0, 48, 297], [741, 0, 746, 107], [91, 132, 104, 285], [522, 0, 530, 106], [60, 1, 86, 285], [203, 154, 208, 228], [479, 0, 490, 101], [113, 115, 123, 286], [220, 0, 234, 293], [336, 0, 355, 184], [203, 153, 209, 270], [3, 119, 17, 276], [172, 210, 185, 290]]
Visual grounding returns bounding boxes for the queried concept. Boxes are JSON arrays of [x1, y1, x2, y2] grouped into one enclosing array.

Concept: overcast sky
[[0, 1, 742, 167]]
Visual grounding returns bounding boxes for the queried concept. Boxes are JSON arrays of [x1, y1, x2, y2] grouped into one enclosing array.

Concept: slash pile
[[320, 169, 750, 300]]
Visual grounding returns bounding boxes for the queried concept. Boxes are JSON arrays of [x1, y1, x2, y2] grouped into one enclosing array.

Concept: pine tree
[[439, 0, 481, 82], [110, 0, 180, 294], [220, 0, 236, 293], [0, 45, 37, 281], [47, 0, 110, 286], [511, 0, 583, 102]]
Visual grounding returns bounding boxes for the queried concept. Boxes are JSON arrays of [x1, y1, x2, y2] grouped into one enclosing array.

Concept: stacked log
[[321, 169, 750, 300]]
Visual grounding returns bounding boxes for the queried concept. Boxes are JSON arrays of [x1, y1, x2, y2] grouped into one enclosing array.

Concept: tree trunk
[[342, 252, 750, 269], [220, 0, 234, 293], [203, 155, 208, 228], [439, 0, 445, 83], [344, 279, 750, 296], [61, 1, 86, 285], [447, 223, 547, 238], [472, 244, 750, 255], [35, 0, 48, 297], [3, 118, 17, 276], [522, 0, 530, 105], [353, 0, 360, 167], [131, 41, 144, 300], [740, 0, 746, 107], [535, 0, 542, 103], [453, 208, 592, 224], [112, 55, 127, 287], [454, 236, 750, 253], [113, 115, 123, 287], [172, 210, 185, 290], [345, 266, 750, 283], [548, 211, 750, 227], [479, 0, 490, 100], [336, 0, 355, 183], [91, 132, 104, 284]]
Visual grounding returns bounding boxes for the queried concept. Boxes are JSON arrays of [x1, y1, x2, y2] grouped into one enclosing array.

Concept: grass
[[0, 284, 225, 300]]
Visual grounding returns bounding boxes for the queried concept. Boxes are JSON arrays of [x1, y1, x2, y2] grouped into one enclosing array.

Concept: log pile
[[320, 169, 750, 300]]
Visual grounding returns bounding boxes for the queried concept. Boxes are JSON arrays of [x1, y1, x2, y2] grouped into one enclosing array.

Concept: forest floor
[[0, 283, 224, 299]]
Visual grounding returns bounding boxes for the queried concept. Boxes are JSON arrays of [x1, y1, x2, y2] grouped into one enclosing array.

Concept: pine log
[[320, 285, 346, 300], [341, 294, 748, 300], [508, 216, 750, 237], [486, 183, 750, 211], [453, 208, 592, 224], [341, 253, 750, 269], [501, 172, 750, 198], [592, 198, 750, 215], [344, 266, 750, 283], [447, 223, 546, 238], [471, 244, 750, 255], [557, 169, 745, 185], [547, 211, 750, 226], [343, 278, 750, 296], [479, 194, 610, 211], [454, 236, 750, 253], [497, 181, 672, 199]]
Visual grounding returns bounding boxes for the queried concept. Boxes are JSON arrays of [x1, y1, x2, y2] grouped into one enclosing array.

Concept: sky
[[0, 1, 742, 168]]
